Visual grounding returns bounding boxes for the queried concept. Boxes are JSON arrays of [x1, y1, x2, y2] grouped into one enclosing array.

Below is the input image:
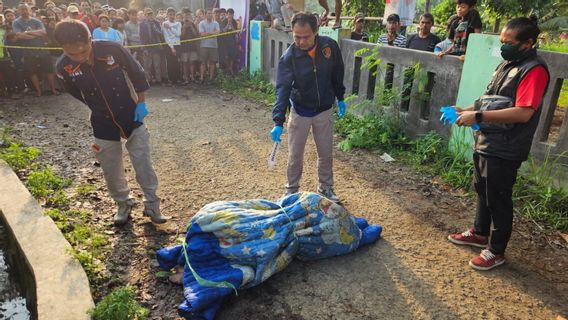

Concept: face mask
[[500, 42, 525, 61]]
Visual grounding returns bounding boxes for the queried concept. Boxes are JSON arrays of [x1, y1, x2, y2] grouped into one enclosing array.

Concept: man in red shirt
[[447, 16, 549, 271]]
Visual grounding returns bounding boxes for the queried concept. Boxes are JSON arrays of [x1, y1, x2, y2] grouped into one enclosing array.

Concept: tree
[[481, 0, 566, 32], [344, 0, 385, 17]]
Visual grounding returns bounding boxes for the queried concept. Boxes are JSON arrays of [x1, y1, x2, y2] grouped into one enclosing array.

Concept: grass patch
[[0, 139, 41, 172], [76, 183, 96, 198], [26, 166, 71, 201], [513, 151, 568, 231], [336, 111, 410, 153], [89, 286, 149, 320], [218, 71, 275, 106]]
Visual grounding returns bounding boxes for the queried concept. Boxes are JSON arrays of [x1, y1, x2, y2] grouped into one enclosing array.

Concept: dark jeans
[[165, 45, 181, 83], [473, 153, 522, 254], [0, 60, 17, 93]]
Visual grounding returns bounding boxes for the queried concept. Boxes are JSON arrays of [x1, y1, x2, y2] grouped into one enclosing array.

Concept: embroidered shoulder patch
[[322, 47, 332, 59]]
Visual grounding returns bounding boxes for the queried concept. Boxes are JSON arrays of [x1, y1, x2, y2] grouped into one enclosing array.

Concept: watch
[[475, 111, 484, 123]]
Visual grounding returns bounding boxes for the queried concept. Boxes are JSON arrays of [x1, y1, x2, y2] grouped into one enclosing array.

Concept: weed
[[76, 183, 95, 198], [0, 142, 40, 171], [89, 286, 149, 320], [26, 166, 71, 200], [44, 208, 70, 230], [48, 190, 70, 208], [335, 97, 411, 153], [218, 71, 275, 106], [67, 222, 109, 285], [70, 249, 106, 285], [67, 208, 90, 220], [513, 150, 568, 232]]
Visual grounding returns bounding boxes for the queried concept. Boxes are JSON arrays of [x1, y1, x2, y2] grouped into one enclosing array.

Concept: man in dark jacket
[[271, 12, 345, 202], [54, 20, 168, 225], [139, 8, 164, 84]]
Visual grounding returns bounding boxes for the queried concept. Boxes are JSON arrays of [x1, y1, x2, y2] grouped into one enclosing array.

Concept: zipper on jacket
[[313, 60, 321, 108]]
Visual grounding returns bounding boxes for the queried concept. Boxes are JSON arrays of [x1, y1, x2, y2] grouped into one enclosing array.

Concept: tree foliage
[[344, 0, 385, 17]]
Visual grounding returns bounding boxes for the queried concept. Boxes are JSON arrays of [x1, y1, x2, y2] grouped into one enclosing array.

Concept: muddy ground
[[0, 85, 567, 320]]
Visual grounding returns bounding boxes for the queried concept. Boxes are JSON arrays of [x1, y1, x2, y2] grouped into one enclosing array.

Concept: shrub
[[89, 286, 149, 320]]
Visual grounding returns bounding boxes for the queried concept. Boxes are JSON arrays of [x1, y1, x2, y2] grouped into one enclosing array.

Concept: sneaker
[[469, 249, 505, 271], [317, 187, 340, 202], [114, 198, 136, 225], [143, 201, 168, 224], [448, 228, 488, 248]]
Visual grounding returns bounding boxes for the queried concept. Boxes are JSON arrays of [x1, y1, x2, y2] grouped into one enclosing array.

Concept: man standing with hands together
[[271, 12, 346, 202]]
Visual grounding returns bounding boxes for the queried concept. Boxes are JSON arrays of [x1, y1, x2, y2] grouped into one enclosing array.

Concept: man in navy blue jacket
[[54, 20, 167, 225], [271, 12, 346, 202]]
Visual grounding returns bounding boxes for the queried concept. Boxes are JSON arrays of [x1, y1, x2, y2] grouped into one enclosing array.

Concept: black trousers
[[473, 153, 522, 254], [0, 60, 18, 93], [165, 45, 181, 83]]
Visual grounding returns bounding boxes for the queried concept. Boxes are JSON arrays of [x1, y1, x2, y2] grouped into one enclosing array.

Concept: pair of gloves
[[271, 101, 346, 142]]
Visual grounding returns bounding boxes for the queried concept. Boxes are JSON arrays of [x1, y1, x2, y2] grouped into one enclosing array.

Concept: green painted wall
[[319, 27, 351, 44], [249, 21, 268, 75], [449, 33, 504, 159]]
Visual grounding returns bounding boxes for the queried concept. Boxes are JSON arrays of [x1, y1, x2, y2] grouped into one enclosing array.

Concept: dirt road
[[1, 86, 567, 319]]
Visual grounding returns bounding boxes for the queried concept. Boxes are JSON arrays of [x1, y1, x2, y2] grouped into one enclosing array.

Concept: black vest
[[474, 50, 550, 161]]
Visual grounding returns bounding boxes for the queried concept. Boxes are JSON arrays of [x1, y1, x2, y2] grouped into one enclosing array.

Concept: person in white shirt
[[162, 7, 181, 84]]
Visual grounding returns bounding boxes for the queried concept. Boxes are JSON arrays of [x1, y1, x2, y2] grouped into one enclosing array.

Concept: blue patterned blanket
[[156, 192, 382, 319]]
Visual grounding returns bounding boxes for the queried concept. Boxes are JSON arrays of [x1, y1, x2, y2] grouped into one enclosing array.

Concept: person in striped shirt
[[377, 13, 406, 48]]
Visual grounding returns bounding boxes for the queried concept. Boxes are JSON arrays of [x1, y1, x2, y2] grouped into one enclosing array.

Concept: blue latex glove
[[271, 125, 283, 142], [439, 106, 480, 131], [134, 101, 149, 122], [338, 100, 347, 118]]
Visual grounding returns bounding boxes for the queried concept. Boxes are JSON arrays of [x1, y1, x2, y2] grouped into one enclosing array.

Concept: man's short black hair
[[54, 19, 90, 46], [420, 13, 434, 23], [291, 12, 318, 32], [386, 13, 400, 23], [456, 0, 476, 6], [227, 8, 234, 14]]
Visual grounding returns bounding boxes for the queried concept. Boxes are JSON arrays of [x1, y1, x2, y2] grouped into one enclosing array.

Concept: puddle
[[0, 224, 30, 320]]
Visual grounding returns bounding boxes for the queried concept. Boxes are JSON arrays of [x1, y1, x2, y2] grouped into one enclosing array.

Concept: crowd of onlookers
[[0, 0, 514, 100], [351, 0, 482, 58], [0, 0, 243, 99]]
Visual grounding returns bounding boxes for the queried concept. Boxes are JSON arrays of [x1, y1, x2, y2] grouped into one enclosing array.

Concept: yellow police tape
[[0, 28, 244, 51]]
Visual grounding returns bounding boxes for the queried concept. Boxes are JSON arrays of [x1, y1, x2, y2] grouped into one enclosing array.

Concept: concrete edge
[[0, 160, 94, 320]]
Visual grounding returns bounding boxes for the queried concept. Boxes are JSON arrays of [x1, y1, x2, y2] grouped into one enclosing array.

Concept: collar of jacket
[[292, 35, 330, 58]]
